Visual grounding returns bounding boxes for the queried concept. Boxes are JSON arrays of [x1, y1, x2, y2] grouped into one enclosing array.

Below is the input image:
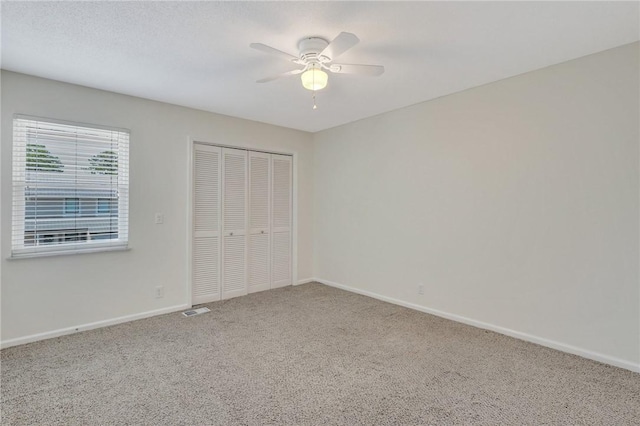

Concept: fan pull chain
[[312, 69, 318, 109]]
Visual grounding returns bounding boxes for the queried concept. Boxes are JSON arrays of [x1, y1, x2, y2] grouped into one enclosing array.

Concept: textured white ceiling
[[2, 1, 638, 133]]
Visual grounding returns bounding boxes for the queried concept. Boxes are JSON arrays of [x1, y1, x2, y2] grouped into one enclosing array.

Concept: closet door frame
[[187, 137, 298, 307]]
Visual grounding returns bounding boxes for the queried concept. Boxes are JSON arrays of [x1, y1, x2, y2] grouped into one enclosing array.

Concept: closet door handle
[[230, 232, 233, 236]]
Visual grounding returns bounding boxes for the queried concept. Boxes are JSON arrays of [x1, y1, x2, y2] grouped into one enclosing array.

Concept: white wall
[[1, 71, 314, 343], [313, 43, 639, 369]]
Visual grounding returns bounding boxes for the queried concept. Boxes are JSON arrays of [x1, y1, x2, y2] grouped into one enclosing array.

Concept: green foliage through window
[[26, 144, 64, 172], [87, 150, 118, 175]]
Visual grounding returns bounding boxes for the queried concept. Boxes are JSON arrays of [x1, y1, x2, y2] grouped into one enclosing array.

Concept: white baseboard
[[296, 277, 315, 286], [1, 304, 190, 349], [314, 278, 640, 374]]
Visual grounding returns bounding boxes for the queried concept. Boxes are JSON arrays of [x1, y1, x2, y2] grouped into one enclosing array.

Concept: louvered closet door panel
[[193, 238, 220, 303], [192, 144, 221, 303], [272, 230, 291, 286], [249, 152, 271, 293], [223, 234, 247, 295], [222, 148, 248, 300], [272, 155, 292, 232], [271, 154, 292, 288], [249, 233, 270, 293], [250, 153, 270, 231]]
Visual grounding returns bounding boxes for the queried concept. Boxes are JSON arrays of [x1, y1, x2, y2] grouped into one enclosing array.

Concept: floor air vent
[[182, 307, 211, 317]]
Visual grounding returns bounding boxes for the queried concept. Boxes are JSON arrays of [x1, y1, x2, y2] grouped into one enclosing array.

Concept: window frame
[[11, 115, 130, 259]]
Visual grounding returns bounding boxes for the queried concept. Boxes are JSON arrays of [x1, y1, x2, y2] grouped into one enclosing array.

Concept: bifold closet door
[[271, 154, 292, 288], [222, 148, 248, 300], [192, 144, 221, 304], [248, 151, 271, 293]]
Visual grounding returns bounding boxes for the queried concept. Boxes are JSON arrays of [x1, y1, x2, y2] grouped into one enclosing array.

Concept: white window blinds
[[12, 116, 130, 258]]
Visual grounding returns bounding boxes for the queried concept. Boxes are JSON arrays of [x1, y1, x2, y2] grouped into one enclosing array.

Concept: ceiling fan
[[250, 32, 384, 92]]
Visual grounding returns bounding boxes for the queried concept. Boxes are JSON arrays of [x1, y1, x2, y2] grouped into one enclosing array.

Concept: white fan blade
[[330, 64, 384, 76], [320, 32, 359, 61], [256, 68, 304, 83], [250, 43, 299, 62]]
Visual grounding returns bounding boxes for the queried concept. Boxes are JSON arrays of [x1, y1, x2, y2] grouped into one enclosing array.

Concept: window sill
[[9, 244, 130, 260]]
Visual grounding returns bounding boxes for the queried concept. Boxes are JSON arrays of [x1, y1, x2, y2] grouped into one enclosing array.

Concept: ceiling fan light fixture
[[301, 67, 328, 91]]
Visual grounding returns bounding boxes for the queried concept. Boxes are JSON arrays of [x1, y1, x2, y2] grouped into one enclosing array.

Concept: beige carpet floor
[[1, 282, 639, 425]]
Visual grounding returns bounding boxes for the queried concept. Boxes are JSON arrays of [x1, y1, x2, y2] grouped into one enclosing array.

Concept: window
[[96, 199, 112, 215], [12, 116, 129, 258], [64, 198, 80, 215]]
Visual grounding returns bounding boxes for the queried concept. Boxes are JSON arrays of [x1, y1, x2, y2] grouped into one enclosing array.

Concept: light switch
[[155, 213, 164, 224]]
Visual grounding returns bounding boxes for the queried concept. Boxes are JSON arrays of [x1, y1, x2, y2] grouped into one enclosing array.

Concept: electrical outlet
[[418, 283, 424, 295], [155, 213, 164, 224], [155, 285, 164, 298]]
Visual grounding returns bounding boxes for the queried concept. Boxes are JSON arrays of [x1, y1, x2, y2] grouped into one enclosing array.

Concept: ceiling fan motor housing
[[298, 37, 330, 62]]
